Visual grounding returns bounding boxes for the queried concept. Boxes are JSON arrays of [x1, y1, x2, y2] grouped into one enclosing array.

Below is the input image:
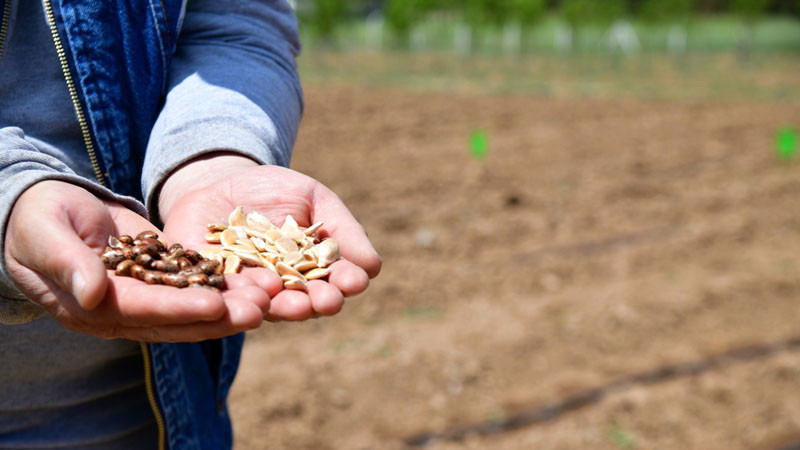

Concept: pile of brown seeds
[[202, 207, 340, 291], [101, 231, 225, 288]]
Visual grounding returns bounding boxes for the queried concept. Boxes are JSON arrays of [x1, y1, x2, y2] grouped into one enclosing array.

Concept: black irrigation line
[[405, 335, 800, 447]]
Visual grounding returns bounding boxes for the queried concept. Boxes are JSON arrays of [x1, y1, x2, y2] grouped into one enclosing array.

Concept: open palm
[[5, 181, 270, 342], [162, 164, 382, 321]]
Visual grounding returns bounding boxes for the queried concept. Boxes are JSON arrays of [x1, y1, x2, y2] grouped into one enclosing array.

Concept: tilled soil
[[229, 83, 800, 450]]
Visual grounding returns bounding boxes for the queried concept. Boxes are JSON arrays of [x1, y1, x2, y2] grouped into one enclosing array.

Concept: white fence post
[[365, 13, 384, 51], [455, 23, 472, 55], [555, 24, 572, 53], [411, 26, 427, 51], [667, 24, 687, 54], [503, 22, 522, 55], [607, 20, 641, 54]]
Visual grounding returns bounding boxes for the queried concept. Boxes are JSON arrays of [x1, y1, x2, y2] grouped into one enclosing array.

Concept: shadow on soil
[[405, 335, 800, 447]]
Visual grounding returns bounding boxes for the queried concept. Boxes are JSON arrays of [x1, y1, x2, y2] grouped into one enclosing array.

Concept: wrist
[[157, 152, 259, 224]]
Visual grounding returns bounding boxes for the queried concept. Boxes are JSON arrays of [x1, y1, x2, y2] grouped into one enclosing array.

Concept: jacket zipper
[[0, 0, 11, 63], [140, 342, 167, 450], [41, 0, 107, 187], [41, 2, 165, 448]]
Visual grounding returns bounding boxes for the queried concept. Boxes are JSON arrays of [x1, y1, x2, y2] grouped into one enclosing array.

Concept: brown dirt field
[[229, 83, 800, 449]]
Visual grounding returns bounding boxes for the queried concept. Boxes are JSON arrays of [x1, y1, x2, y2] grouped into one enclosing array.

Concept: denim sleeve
[[0, 127, 148, 324], [141, 0, 304, 223]]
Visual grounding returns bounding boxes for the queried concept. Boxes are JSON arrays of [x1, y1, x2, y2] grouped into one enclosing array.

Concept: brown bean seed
[[168, 245, 186, 260], [115, 260, 137, 276], [151, 259, 179, 273], [135, 253, 155, 267], [133, 244, 152, 256], [136, 231, 159, 240], [208, 274, 225, 289], [196, 259, 220, 275], [101, 249, 126, 269], [178, 266, 204, 275], [177, 257, 193, 271], [184, 249, 202, 264], [143, 271, 163, 285], [140, 237, 166, 253], [163, 273, 189, 288], [187, 273, 209, 286], [130, 264, 146, 280], [118, 235, 134, 245]]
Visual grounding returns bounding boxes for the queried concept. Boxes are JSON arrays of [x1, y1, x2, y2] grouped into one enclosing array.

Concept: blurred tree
[[730, 0, 772, 59], [639, 0, 694, 52], [306, 0, 348, 46], [456, 0, 512, 53], [731, 0, 772, 17], [510, 0, 548, 52], [384, 0, 430, 47], [463, 0, 511, 28], [559, 0, 627, 51], [639, 0, 695, 22]]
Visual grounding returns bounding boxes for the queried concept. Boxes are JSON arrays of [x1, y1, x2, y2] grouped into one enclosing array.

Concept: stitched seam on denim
[[176, 0, 186, 34], [147, 0, 168, 84], [152, 343, 201, 449], [157, 0, 171, 49]]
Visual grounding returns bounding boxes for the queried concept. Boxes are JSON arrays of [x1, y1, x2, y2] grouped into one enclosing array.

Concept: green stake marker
[[776, 127, 798, 161], [469, 129, 489, 160]]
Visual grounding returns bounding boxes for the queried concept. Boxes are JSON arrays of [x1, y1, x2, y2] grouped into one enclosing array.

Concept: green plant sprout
[[776, 126, 798, 162], [607, 425, 636, 449], [469, 129, 489, 160]]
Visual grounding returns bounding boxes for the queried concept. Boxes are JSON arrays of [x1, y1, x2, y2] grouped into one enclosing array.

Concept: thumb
[[7, 183, 111, 310]]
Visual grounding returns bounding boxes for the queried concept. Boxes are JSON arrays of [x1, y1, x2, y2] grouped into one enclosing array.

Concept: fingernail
[[72, 271, 87, 305]]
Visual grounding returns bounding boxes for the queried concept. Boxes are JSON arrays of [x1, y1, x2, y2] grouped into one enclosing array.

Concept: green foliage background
[[297, 0, 800, 50]]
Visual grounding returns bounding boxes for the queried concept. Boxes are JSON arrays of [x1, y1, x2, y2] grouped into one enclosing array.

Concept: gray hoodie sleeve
[[0, 127, 148, 324], [141, 0, 304, 223]]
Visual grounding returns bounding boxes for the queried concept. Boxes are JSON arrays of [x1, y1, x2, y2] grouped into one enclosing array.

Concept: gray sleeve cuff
[[141, 0, 303, 223], [0, 127, 147, 322], [141, 77, 290, 223]]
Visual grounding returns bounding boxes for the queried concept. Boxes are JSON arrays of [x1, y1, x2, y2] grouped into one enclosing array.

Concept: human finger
[[220, 274, 271, 315], [96, 276, 228, 326], [238, 267, 284, 298], [97, 294, 264, 342], [310, 182, 382, 278], [264, 289, 313, 321], [306, 280, 344, 316], [327, 259, 370, 297]]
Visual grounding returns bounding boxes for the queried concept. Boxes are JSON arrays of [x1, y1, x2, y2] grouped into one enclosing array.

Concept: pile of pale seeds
[[201, 207, 339, 291], [101, 231, 225, 288]]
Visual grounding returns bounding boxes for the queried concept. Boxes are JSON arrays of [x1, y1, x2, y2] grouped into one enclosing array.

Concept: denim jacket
[[0, 0, 303, 448]]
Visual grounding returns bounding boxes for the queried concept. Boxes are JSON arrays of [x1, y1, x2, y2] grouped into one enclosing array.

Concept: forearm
[[142, 0, 304, 225]]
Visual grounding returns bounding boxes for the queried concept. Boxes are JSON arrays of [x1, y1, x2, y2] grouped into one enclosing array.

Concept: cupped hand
[[4, 180, 270, 342], [159, 154, 382, 321]]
